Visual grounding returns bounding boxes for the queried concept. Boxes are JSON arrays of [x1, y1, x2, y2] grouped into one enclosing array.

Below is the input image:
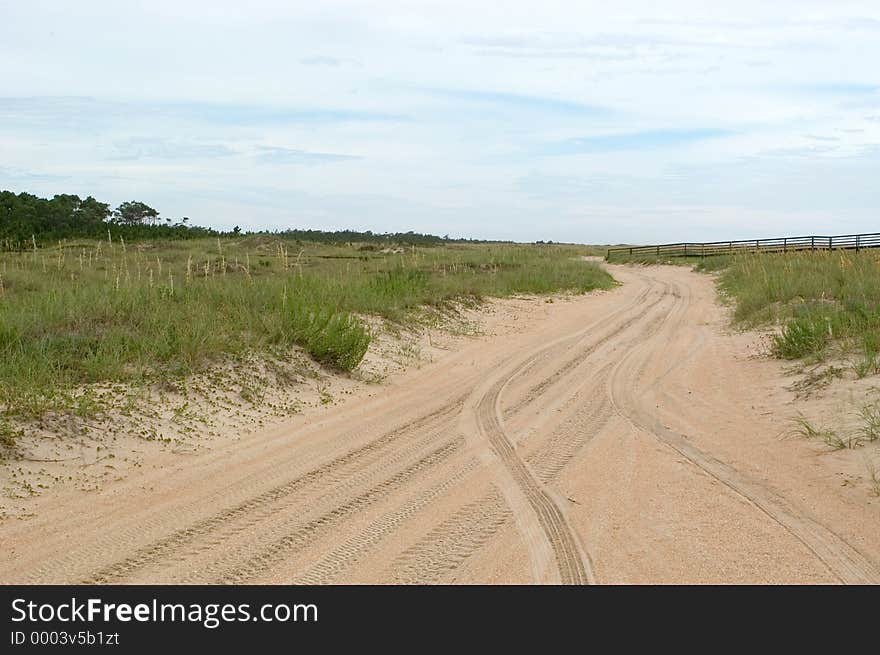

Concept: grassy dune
[[715, 250, 880, 371], [0, 236, 612, 423]]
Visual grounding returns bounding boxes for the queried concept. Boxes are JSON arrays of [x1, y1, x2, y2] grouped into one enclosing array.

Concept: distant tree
[[78, 196, 111, 225], [113, 201, 159, 225]]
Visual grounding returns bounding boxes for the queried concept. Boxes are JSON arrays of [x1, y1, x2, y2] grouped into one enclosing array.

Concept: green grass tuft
[[772, 316, 828, 359]]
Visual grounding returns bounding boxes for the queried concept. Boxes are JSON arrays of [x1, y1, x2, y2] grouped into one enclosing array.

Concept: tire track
[[296, 283, 665, 585], [503, 283, 659, 419], [527, 382, 614, 483], [293, 459, 481, 584], [76, 275, 668, 586], [607, 274, 880, 584], [296, 287, 665, 585], [391, 490, 512, 584], [475, 371, 593, 585], [215, 438, 463, 584], [468, 278, 677, 585], [316, 292, 656, 585], [153, 419, 457, 583], [81, 397, 465, 584]]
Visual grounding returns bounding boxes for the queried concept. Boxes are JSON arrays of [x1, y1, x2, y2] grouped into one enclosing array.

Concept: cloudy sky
[[2, 1, 879, 243]]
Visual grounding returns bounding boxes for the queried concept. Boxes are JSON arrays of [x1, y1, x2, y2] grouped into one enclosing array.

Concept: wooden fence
[[605, 232, 880, 261]]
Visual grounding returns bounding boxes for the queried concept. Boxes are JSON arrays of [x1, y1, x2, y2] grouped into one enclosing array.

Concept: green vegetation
[[0, 191, 213, 246], [715, 251, 880, 367], [789, 413, 847, 449], [859, 401, 880, 443], [788, 400, 880, 452], [0, 235, 612, 426], [788, 412, 864, 450]]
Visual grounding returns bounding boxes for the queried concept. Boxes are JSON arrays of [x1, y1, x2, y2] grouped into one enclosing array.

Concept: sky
[[1, 1, 879, 244]]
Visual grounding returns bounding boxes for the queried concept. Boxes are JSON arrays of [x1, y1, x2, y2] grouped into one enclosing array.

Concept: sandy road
[[2, 263, 879, 584]]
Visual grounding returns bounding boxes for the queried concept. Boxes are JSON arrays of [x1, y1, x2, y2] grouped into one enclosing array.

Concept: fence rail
[[605, 232, 880, 261]]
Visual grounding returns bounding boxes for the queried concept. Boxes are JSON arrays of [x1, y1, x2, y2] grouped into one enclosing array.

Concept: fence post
[[811, 236, 814, 250], [857, 235, 860, 252], [783, 238, 787, 252], [684, 243, 688, 257], [755, 239, 759, 253], [629, 247, 633, 255], [829, 236, 832, 250]]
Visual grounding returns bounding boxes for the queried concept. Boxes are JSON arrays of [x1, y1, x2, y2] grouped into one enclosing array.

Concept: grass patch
[[789, 413, 834, 440], [772, 316, 829, 359], [0, 418, 22, 451], [710, 250, 880, 366], [859, 401, 880, 443], [789, 413, 863, 450], [853, 349, 879, 379], [0, 238, 613, 419]]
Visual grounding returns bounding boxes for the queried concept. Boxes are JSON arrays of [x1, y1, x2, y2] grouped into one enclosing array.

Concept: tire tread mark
[[504, 286, 659, 418], [80, 398, 465, 584], [391, 490, 512, 584], [217, 438, 463, 584], [293, 459, 480, 584], [527, 389, 614, 483], [477, 379, 592, 584], [471, 280, 675, 584]]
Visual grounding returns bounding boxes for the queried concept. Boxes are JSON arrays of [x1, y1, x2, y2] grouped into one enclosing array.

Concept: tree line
[[0, 191, 215, 248], [0, 189, 488, 249]]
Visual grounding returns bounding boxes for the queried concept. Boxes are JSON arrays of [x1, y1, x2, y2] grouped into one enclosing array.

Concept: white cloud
[[1, 0, 879, 242]]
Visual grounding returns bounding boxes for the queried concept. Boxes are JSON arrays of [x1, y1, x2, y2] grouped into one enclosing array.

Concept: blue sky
[[1, 1, 879, 243]]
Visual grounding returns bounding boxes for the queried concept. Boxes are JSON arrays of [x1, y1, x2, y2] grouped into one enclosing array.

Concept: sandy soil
[[1, 263, 879, 584]]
